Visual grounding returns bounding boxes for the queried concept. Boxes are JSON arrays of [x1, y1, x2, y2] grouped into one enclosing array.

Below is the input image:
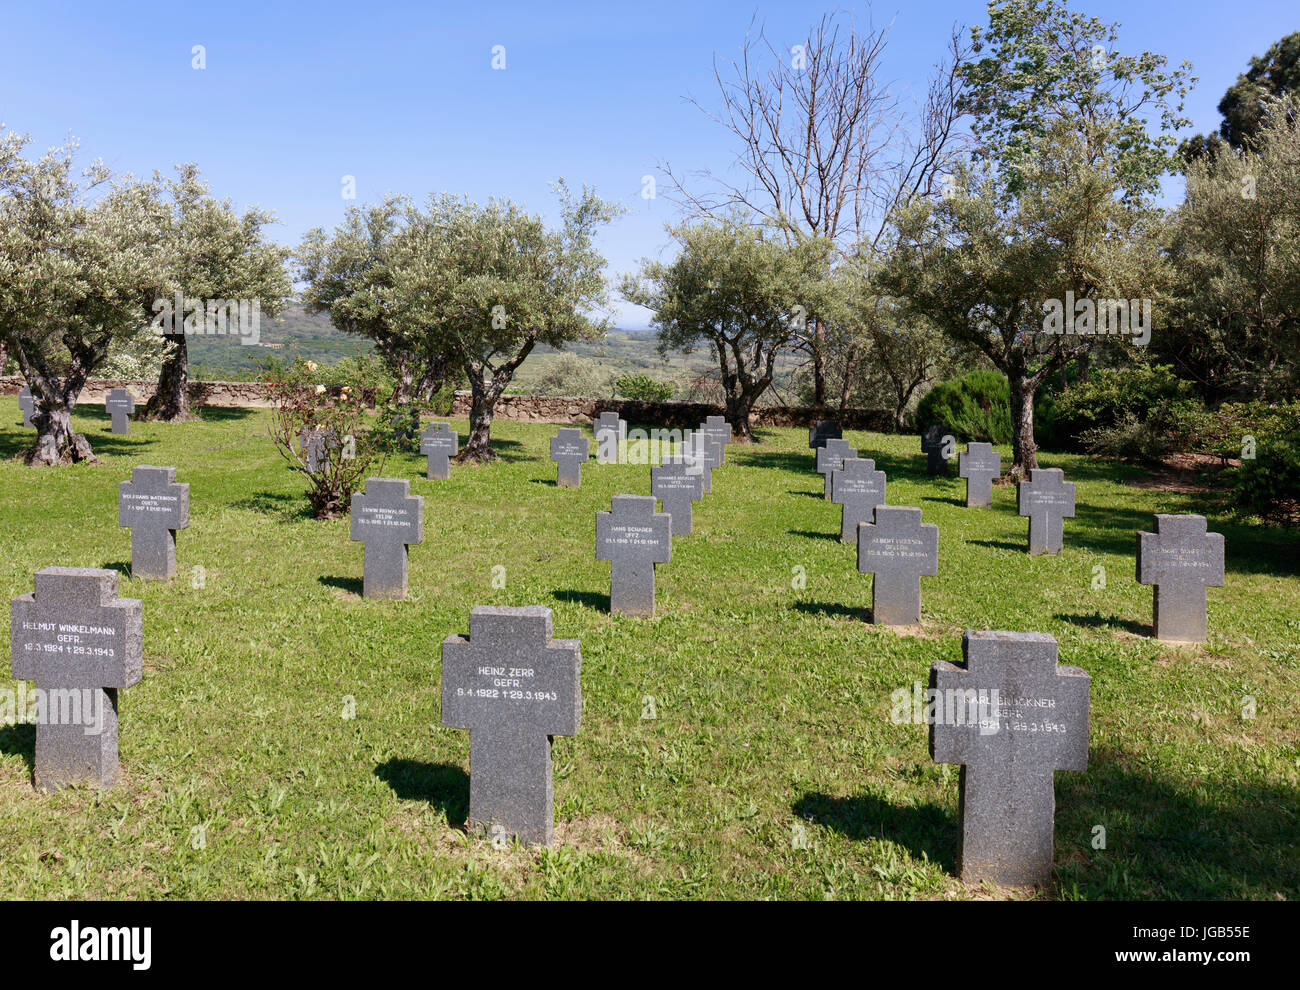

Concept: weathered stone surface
[[596, 495, 672, 616], [1017, 468, 1075, 555], [349, 478, 423, 599], [593, 411, 626, 464], [930, 630, 1090, 886], [1137, 514, 1225, 643], [117, 466, 190, 581], [549, 428, 590, 488], [921, 424, 953, 476], [18, 387, 34, 427], [958, 442, 1002, 508], [10, 567, 143, 792], [420, 422, 459, 481], [809, 420, 842, 450], [816, 438, 858, 499], [105, 389, 135, 434], [441, 605, 581, 847], [651, 457, 704, 536], [857, 506, 938, 625], [831, 457, 886, 543]]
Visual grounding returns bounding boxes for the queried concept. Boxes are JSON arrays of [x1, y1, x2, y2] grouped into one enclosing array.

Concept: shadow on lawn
[[374, 759, 468, 827], [789, 529, 840, 543], [793, 600, 870, 622], [1054, 611, 1150, 637], [319, 576, 364, 596], [551, 589, 610, 611], [735, 451, 815, 474], [793, 790, 958, 876], [785, 490, 824, 500], [967, 538, 1024, 553], [0, 723, 35, 778], [231, 491, 315, 522]]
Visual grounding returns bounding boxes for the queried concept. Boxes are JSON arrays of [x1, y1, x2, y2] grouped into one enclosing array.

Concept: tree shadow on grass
[[1057, 746, 1300, 899], [0, 723, 35, 777], [967, 538, 1025, 553], [319, 576, 364, 596], [736, 451, 816, 474], [192, 407, 259, 423], [793, 600, 870, 622], [374, 759, 468, 828], [231, 492, 315, 522], [1054, 611, 1150, 637], [552, 589, 609, 611], [789, 529, 841, 543], [793, 790, 958, 875]]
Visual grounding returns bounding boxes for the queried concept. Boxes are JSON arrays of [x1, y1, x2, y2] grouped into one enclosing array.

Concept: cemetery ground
[[0, 398, 1296, 901]]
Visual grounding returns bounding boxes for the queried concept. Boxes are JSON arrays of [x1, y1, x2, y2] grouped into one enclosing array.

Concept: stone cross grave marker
[[420, 422, 459, 481], [593, 411, 626, 464], [958, 442, 1002, 508], [549, 428, 590, 488], [441, 605, 581, 847], [10, 567, 143, 792], [349, 478, 423, 599], [596, 494, 672, 616], [700, 415, 732, 464], [921, 423, 954, 476], [105, 389, 135, 435], [831, 457, 887, 544], [118, 465, 190, 581], [1017, 468, 1075, 555], [18, 387, 34, 428], [651, 455, 704, 536], [816, 438, 858, 499], [930, 630, 1090, 886], [857, 505, 938, 625], [1137, 514, 1225, 643], [300, 427, 336, 474], [688, 431, 722, 493], [808, 419, 841, 450]]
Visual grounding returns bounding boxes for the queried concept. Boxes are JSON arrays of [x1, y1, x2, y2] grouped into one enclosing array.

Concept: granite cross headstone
[[930, 630, 1090, 886], [118, 465, 190, 581], [596, 494, 672, 616], [921, 424, 954, 476], [857, 505, 938, 625], [958, 442, 1002, 508], [700, 415, 732, 464], [420, 422, 459, 481], [831, 457, 887, 544], [1136, 514, 1226, 643], [688, 431, 722, 494], [816, 438, 858, 499], [549, 428, 590, 488], [349, 478, 424, 599], [651, 456, 704, 536], [10, 567, 143, 792], [105, 389, 135, 435], [441, 605, 581, 846], [17, 387, 34, 428], [593, 411, 626, 464], [1017, 468, 1075, 555], [808, 419, 842, 450]]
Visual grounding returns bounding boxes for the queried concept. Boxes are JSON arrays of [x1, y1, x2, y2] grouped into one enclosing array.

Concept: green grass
[[0, 399, 1296, 900]]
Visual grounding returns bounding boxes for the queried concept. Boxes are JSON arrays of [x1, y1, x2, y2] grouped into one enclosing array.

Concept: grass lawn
[[0, 398, 1296, 900]]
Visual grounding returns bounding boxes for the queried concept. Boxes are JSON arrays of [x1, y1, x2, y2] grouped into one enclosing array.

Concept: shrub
[[914, 370, 1011, 442], [1048, 364, 1197, 451], [615, 373, 674, 403]]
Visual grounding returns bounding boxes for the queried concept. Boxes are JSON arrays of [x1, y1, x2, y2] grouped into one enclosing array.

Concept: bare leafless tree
[[661, 7, 970, 406]]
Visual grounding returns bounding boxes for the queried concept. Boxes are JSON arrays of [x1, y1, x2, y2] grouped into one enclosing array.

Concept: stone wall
[[0, 377, 895, 431]]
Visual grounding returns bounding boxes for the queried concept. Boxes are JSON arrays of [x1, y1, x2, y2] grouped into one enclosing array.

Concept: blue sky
[[2, 1, 1296, 328]]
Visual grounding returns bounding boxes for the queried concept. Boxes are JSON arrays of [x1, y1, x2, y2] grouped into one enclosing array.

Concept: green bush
[[914, 370, 1011, 443], [1047, 364, 1197, 451], [615, 373, 675, 403], [1214, 401, 1300, 526]]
